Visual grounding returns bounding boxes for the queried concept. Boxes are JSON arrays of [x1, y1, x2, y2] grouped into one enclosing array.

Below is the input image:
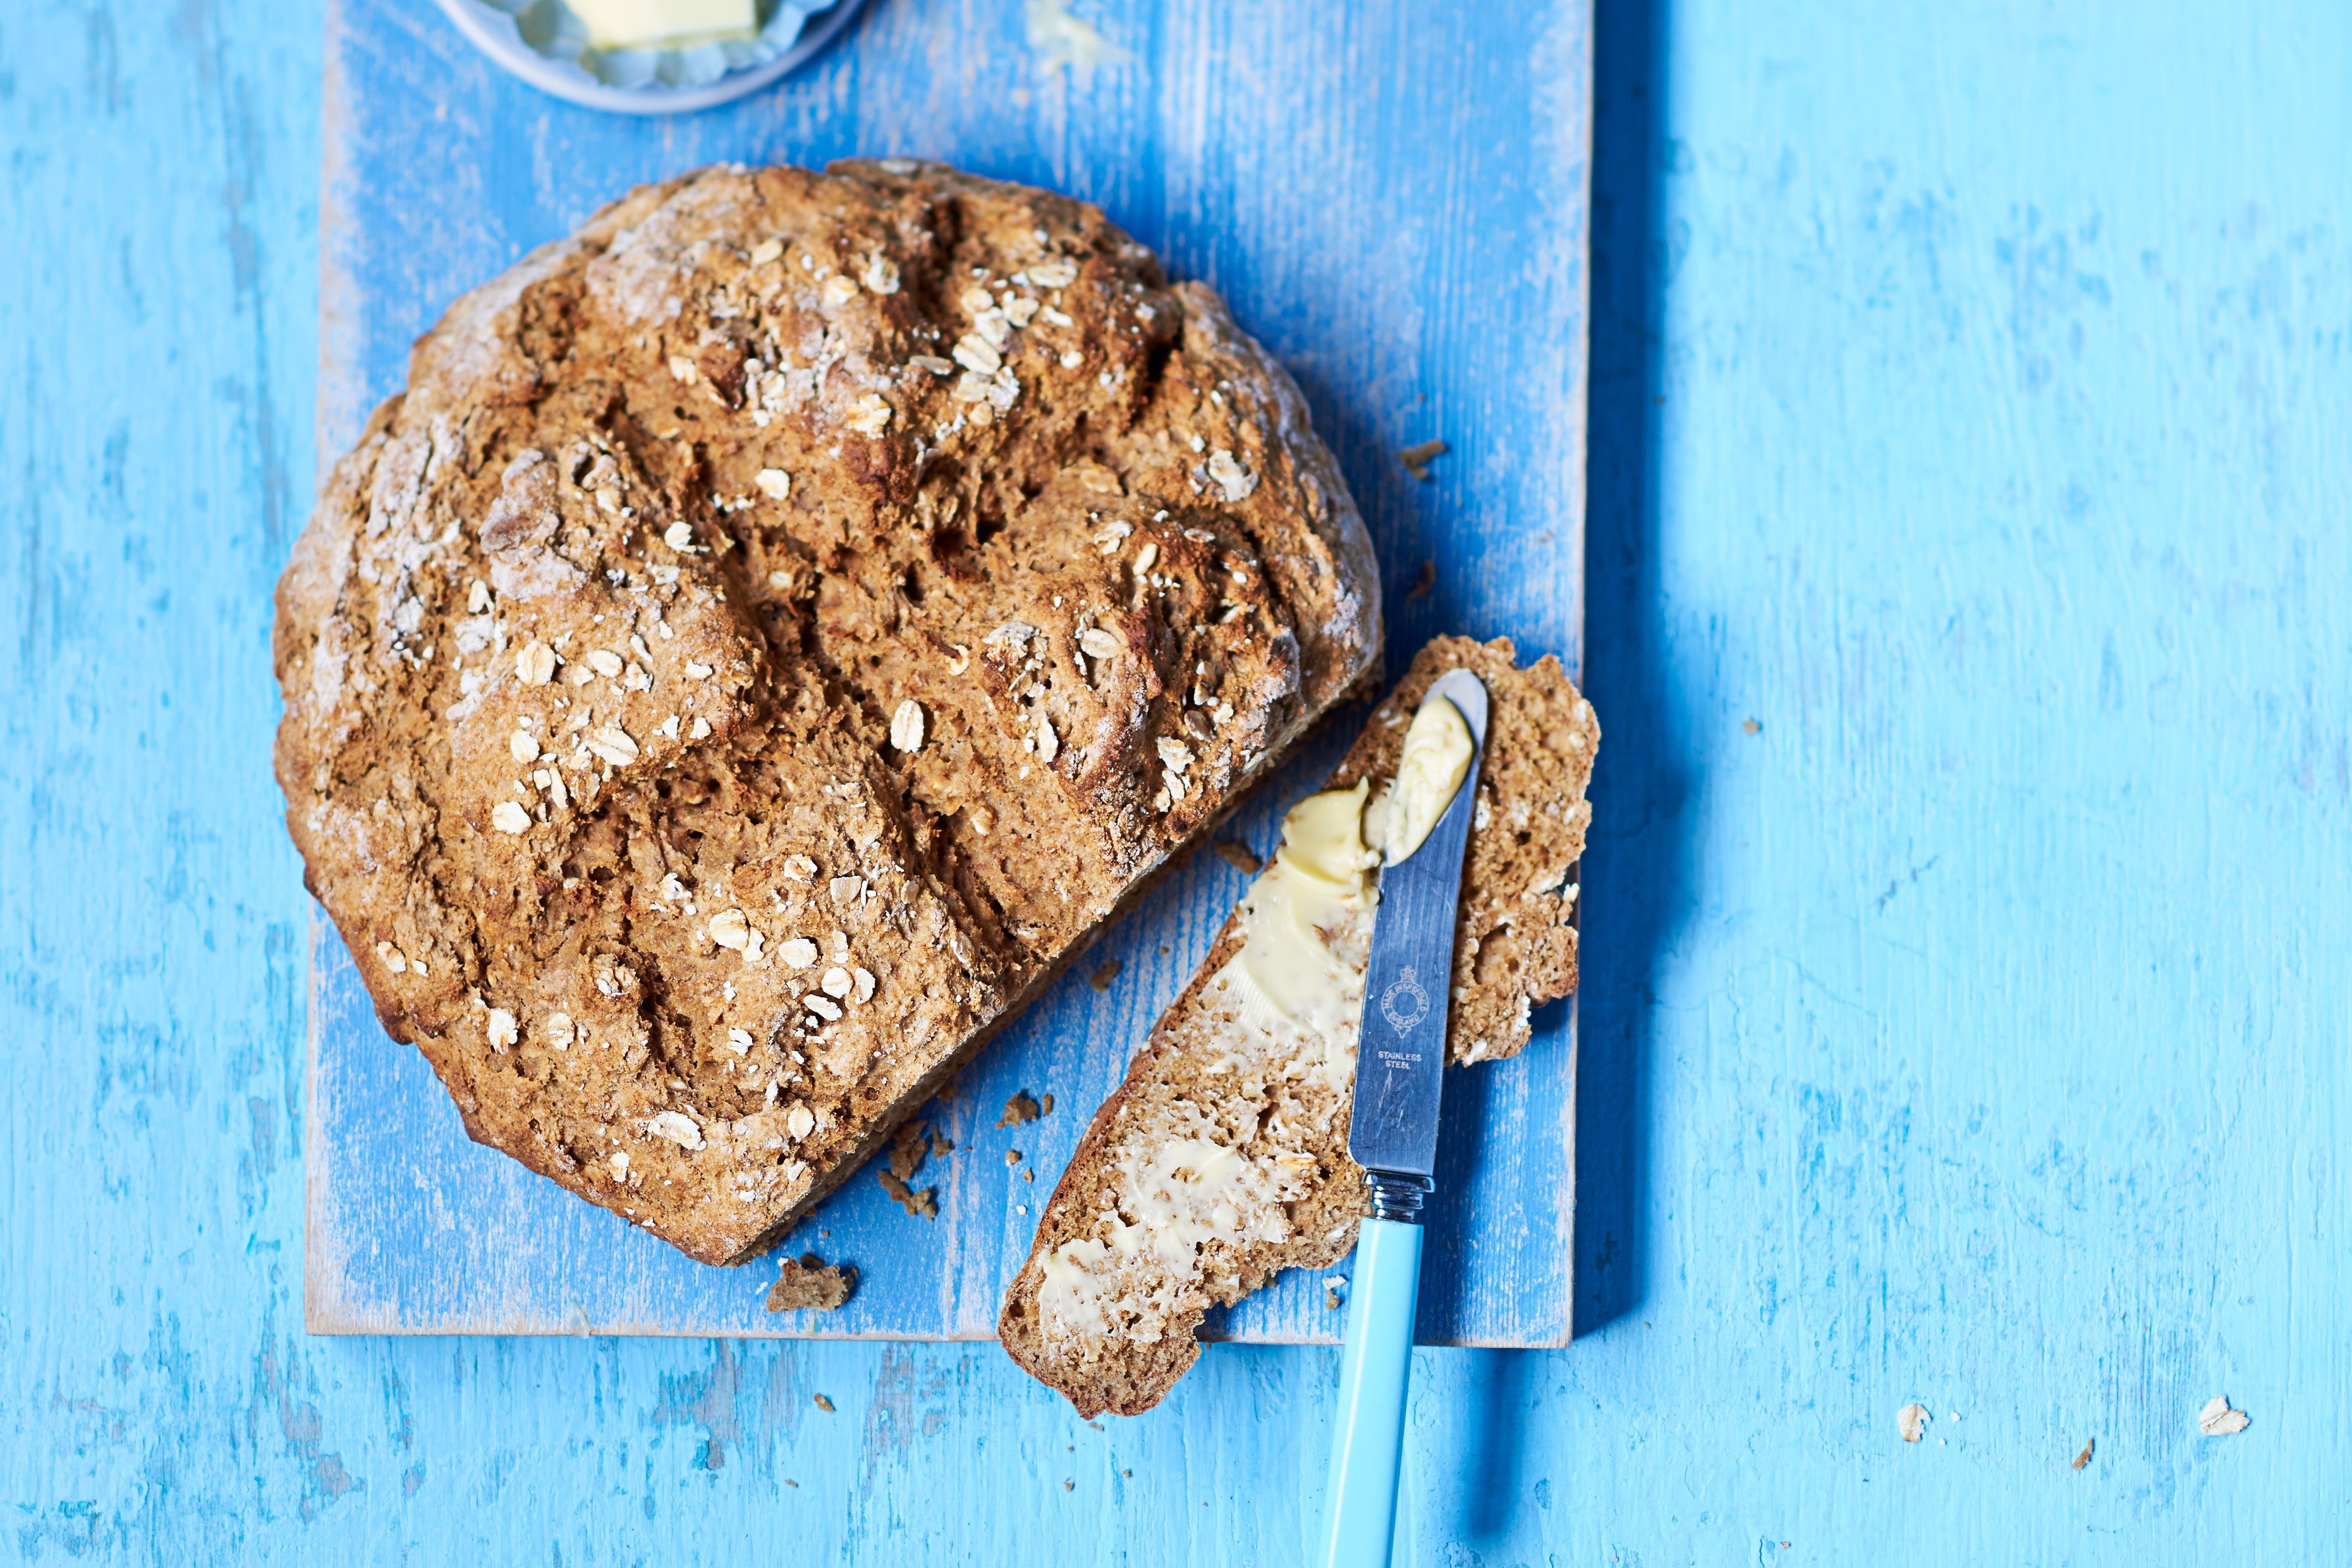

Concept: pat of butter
[[568, 0, 759, 50], [1234, 782, 1374, 1031], [1370, 694, 1473, 863]]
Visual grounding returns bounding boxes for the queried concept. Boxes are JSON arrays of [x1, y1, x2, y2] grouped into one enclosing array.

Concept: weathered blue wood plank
[[15, 0, 2352, 1561], [308, 0, 1592, 1341]]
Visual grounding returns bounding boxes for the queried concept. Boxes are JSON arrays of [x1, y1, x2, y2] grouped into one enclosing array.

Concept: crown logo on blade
[[1379, 966, 1431, 1034]]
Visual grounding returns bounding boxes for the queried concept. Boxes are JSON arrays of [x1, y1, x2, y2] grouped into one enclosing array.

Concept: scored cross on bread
[[999, 638, 1598, 1418]]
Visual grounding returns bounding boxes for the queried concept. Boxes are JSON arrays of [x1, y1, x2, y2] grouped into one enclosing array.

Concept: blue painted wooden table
[[6, 1, 2348, 1563]]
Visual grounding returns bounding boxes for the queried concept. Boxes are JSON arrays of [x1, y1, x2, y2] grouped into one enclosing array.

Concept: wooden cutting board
[[307, 0, 1591, 1342]]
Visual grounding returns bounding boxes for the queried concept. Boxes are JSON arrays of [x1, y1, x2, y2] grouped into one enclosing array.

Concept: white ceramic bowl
[[433, 0, 868, 114]]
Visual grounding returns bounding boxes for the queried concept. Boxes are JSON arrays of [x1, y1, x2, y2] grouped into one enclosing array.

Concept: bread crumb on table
[[999, 1091, 1042, 1127], [1405, 560, 1437, 600], [1089, 958, 1123, 992], [2071, 1437, 2095, 1470], [813, 1394, 835, 1413], [1897, 1403, 1930, 1443]]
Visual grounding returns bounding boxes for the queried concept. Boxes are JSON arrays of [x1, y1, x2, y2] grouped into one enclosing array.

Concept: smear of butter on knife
[[1366, 694, 1474, 865]]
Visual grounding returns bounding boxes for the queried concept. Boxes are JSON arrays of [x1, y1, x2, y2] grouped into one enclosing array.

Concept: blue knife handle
[[1316, 1216, 1423, 1568]]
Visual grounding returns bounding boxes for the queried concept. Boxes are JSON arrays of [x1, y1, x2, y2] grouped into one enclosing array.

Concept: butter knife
[[1316, 669, 1489, 1568]]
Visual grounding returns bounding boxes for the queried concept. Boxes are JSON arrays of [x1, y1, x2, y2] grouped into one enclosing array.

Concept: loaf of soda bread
[[272, 161, 1380, 1265]]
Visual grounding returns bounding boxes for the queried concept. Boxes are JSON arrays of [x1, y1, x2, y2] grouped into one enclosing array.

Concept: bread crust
[[997, 638, 1597, 1416], [273, 161, 1379, 1265]]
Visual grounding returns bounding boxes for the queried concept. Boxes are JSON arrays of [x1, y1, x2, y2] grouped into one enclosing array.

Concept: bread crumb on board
[[813, 1394, 835, 1413], [999, 1091, 1044, 1127], [2198, 1395, 2251, 1436], [1089, 958, 1123, 992], [765, 1253, 856, 1313], [2071, 1437, 2095, 1470], [879, 1169, 937, 1218], [1398, 439, 1448, 480], [1404, 559, 1437, 600], [877, 1120, 940, 1217], [1897, 1404, 1931, 1443], [1211, 839, 1262, 874], [886, 1115, 952, 1168]]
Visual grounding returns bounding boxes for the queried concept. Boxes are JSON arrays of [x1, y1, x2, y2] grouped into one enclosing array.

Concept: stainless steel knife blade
[[1346, 670, 1490, 1202]]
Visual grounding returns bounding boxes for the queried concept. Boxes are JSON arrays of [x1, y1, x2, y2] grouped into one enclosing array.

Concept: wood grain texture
[[306, 0, 1592, 1343], [9, 0, 2352, 1562]]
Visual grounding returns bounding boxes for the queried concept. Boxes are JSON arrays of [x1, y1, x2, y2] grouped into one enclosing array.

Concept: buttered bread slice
[[997, 638, 1597, 1416]]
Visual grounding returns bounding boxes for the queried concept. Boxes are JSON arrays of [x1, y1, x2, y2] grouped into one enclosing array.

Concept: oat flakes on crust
[[272, 161, 1380, 1265]]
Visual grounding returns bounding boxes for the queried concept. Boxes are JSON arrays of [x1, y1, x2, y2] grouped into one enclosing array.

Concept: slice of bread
[[997, 637, 1597, 1416], [272, 161, 1379, 1265]]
